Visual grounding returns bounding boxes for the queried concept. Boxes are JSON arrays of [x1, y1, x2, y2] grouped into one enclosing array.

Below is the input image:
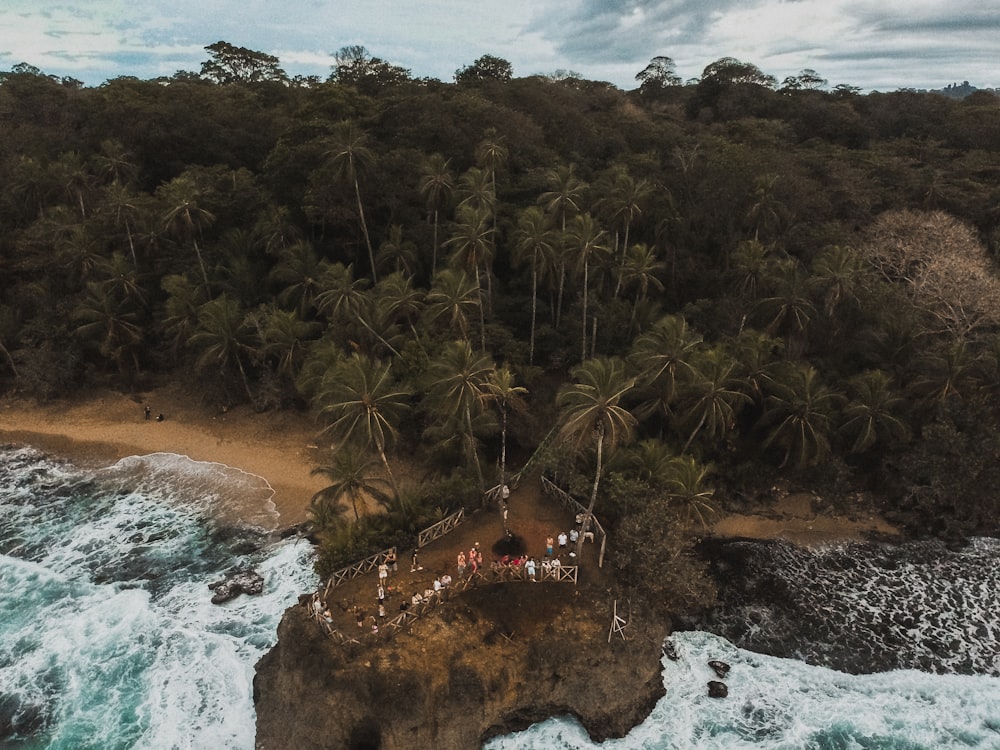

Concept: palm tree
[[566, 213, 609, 361], [627, 438, 676, 487], [629, 314, 702, 427], [325, 120, 377, 281], [678, 347, 751, 453], [727, 328, 783, 406], [662, 455, 717, 530], [908, 341, 980, 411], [189, 295, 258, 402], [759, 362, 843, 470], [539, 164, 587, 330], [475, 128, 507, 239], [424, 269, 479, 342], [426, 340, 496, 492], [315, 262, 370, 324], [620, 242, 666, 330], [840, 369, 910, 454], [482, 365, 528, 491], [72, 281, 142, 380], [512, 206, 557, 365], [256, 306, 321, 381], [376, 271, 426, 346], [316, 354, 411, 503], [446, 208, 494, 351], [311, 446, 392, 520], [0, 305, 21, 379], [270, 241, 328, 319], [100, 181, 145, 265], [557, 357, 637, 558], [418, 154, 454, 276], [376, 224, 418, 277], [161, 177, 215, 290], [754, 260, 815, 358], [596, 166, 651, 296], [808, 244, 869, 319]]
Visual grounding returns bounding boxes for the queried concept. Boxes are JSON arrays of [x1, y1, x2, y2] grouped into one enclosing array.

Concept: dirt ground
[[314, 474, 606, 636]]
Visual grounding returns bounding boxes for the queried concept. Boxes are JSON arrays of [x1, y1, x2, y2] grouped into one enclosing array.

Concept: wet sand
[[0, 385, 327, 525]]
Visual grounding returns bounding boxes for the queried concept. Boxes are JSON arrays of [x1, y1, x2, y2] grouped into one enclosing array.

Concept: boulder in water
[[708, 659, 730, 678], [707, 680, 728, 698], [209, 568, 264, 604], [662, 639, 679, 661]]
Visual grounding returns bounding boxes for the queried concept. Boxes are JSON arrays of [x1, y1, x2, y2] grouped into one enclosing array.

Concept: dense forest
[[4, 45, 1000, 610]]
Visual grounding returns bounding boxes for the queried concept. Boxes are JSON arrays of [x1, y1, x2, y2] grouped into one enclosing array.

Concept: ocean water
[[0, 446, 317, 749], [4, 444, 1000, 750], [486, 539, 1000, 750]]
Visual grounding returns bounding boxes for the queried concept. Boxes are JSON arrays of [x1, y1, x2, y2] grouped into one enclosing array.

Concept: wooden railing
[[540, 475, 608, 567], [416, 508, 465, 548], [313, 564, 578, 646], [322, 546, 396, 598]]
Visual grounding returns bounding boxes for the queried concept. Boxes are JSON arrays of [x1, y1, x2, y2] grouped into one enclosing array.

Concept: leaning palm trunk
[[576, 423, 604, 559], [354, 175, 377, 283], [528, 248, 538, 365], [376, 441, 403, 512], [465, 404, 485, 493]]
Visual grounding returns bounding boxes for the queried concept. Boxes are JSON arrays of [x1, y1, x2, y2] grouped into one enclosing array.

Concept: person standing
[[558, 531, 568, 552], [546, 536, 554, 557], [144, 405, 151, 420], [385, 548, 397, 574], [378, 561, 388, 586], [457, 551, 467, 579], [526, 557, 536, 582]]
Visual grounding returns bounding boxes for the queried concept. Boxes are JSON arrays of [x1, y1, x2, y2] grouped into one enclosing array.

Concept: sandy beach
[[0, 384, 328, 526], [0, 385, 899, 543]]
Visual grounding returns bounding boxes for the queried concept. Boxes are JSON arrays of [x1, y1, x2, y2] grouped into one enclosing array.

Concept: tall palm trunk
[[473, 263, 487, 352], [576, 423, 604, 558], [431, 208, 440, 277], [465, 404, 485, 492], [353, 174, 377, 283], [581, 255, 589, 362], [529, 248, 538, 365]]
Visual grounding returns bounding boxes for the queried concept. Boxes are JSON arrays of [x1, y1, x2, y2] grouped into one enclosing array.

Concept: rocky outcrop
[[254, 584, 668, 749], [208, 568, 264, 604]]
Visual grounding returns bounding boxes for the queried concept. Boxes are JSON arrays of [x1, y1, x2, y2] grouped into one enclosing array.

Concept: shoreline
[[0, 386, 327, 526]]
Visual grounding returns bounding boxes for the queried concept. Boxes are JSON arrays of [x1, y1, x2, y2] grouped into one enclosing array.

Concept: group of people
[[455, 543, 483, 579]]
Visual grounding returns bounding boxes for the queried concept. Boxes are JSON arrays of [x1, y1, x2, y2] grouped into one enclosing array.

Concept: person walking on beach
[[144, 405, 151, 420]]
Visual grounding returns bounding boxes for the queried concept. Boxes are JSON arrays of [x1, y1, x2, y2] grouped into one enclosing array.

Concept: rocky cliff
[[254, 583, 668, 749]]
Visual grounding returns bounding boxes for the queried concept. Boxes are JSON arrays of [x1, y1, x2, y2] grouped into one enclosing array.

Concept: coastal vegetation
[[3, 47, 1000, 613]]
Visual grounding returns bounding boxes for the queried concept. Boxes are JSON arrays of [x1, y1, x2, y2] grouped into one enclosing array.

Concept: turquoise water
[[3, 444, 1000, 749], [0, 446, 317, 749], [485, 629, 1000, 749]]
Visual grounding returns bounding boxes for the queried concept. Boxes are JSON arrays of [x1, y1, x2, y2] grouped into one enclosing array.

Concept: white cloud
[[1, 0, 998, 90]]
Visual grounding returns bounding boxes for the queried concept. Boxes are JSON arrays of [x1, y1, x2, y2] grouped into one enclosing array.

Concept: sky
[[2, 1, 998, 92]]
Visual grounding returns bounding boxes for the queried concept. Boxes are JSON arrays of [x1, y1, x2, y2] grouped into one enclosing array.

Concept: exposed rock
[[254, 585, 668, 749], [707, 680, 728, 698], [208, 568, 264, 604], [708, 659, 730, 678], [662, 639, 679, 661]]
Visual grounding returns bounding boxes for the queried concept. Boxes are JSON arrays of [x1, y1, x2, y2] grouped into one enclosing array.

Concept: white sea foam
[[100, 452, 280, 532], [484, 630, 1000, 749], [0, 447, 316, 749]]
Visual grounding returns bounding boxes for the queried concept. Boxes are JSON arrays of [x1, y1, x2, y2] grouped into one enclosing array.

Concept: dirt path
[[314, 474, 602, 635]]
